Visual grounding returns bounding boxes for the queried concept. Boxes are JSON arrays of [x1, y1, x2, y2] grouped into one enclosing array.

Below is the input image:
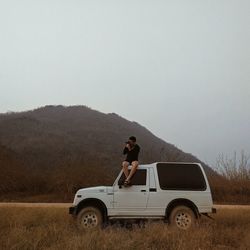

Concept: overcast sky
[[0, 0, 249, 166]]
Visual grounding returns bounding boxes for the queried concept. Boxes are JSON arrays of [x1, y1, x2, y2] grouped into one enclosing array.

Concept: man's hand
[[126, 143, 131, 150]]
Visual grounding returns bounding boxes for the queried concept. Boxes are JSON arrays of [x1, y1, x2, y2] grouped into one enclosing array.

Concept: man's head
[[127, 136, 137, 146]]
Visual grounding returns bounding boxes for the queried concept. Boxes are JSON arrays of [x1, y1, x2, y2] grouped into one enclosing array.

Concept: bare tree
[[216, 150, 250, 181]]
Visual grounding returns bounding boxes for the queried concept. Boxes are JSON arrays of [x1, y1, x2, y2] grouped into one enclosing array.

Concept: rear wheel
[[169, 205, 196, 230], [76, 206, 103, 230]]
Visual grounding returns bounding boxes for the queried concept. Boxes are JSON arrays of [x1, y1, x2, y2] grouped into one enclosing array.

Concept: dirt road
[[0, 202, 71, 208], [0, 203, 250, 209]]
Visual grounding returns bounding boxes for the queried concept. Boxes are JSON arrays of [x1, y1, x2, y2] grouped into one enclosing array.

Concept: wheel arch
[[75, 198, 108, 221], [165, 198, 199, 220]]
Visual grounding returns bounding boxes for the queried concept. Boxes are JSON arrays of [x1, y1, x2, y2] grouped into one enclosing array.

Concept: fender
[[69, 198, 108, 221], [165, 198, 199, 220]]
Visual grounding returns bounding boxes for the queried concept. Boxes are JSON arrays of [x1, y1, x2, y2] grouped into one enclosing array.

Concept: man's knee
[[122, 161, 129, 168], [131, 161, 139, 168]]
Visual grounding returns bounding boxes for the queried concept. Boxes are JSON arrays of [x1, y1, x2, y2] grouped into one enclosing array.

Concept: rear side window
[[157, 163, 206, 191], [118, 169, 147, 186]]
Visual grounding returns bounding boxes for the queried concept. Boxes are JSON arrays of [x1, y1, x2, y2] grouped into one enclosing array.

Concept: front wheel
[[169, 205, 196, 230], [76, 206, 103, 230]]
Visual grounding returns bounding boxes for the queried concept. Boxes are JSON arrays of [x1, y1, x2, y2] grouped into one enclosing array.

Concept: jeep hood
[[77, 186, 112, 194]]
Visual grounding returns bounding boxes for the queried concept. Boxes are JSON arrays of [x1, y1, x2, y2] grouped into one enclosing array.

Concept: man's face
[[128, 140, 135, 146]]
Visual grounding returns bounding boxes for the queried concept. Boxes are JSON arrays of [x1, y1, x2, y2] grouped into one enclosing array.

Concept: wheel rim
[[81, 212, 98, 228], [175, 211, 192, 229]]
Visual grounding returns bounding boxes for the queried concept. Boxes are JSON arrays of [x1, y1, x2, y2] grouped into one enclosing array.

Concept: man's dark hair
[[129, 136, 137, 142]]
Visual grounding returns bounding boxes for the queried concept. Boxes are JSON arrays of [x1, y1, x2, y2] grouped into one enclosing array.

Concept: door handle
[[149, 188, 157, 192], [141, 190, 146, 192]]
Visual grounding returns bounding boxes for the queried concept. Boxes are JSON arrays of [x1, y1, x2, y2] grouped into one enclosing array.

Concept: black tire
[[169, 205, 196, 230], [76, 206, 103, 230]]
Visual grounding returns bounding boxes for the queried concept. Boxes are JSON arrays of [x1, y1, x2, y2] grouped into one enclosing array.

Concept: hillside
[[0, 105, 216, 201], [0, 145, 27, 192]]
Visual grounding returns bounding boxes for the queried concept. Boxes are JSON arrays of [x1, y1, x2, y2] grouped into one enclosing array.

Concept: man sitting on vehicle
[[122, 136, 140, 186]]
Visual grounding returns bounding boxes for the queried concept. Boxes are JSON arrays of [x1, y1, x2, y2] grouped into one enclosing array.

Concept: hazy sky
[[0, 0, 249, 166]]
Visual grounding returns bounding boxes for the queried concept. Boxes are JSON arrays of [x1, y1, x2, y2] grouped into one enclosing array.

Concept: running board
[[108, 216, 164, 220]]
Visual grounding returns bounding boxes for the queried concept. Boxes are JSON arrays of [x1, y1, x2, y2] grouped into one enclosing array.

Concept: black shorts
[[125, 159, 138, 165]]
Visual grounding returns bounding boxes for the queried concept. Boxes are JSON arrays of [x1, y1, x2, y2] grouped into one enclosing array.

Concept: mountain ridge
[[0, 105, 216, 201]]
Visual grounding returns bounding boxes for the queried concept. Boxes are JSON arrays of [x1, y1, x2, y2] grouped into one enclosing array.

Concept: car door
[[113, 169, 149, 216]]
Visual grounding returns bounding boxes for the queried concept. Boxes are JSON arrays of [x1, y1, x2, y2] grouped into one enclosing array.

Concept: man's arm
[[123, 146, 129, 155]]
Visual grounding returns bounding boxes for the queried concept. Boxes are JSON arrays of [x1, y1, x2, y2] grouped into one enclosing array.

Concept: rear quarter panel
[[147, 163, 214, 215]]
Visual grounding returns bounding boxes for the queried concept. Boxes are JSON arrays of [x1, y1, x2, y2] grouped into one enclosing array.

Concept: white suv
[[69, 162, 216, 230]]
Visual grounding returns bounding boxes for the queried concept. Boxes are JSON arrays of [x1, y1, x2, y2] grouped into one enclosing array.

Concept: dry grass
[[0, 207, 249, 250]]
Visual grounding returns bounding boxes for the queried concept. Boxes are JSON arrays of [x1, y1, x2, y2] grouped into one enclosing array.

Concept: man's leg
[[122, 161, 130, 178], [125, 161, 139, 181]]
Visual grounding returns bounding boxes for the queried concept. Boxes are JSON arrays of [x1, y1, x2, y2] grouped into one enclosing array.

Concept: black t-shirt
[[123, 144, 140, 163]]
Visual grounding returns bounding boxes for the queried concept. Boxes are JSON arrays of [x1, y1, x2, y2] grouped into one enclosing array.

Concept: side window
[[118, 169, 147, 186], [156, 163, 206, 191]]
